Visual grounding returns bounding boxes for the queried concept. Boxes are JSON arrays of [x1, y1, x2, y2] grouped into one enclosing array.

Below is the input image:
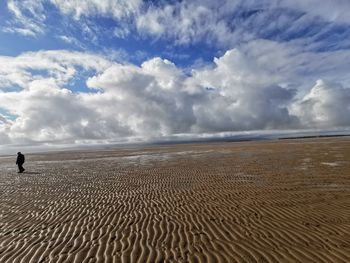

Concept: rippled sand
[[1, 138, 350, 262]]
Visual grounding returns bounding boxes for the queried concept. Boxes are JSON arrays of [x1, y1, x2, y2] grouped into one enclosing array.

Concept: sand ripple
[[1, 138, 350, 262]]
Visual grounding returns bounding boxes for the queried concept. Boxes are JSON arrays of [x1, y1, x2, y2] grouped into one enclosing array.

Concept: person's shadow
[[24, 171, 41, 175]]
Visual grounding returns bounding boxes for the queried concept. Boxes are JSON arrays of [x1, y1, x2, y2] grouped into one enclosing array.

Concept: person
[[16, 152, 25, 173]]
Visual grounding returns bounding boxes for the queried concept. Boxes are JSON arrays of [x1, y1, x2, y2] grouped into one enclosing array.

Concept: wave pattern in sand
[[1, 138, 350, 262]]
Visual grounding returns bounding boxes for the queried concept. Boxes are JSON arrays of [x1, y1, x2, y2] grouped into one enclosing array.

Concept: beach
[[1, 138, 350, 262]]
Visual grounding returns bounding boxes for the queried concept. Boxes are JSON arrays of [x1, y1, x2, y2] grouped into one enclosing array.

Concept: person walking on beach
[[16, 152, 25, 173]]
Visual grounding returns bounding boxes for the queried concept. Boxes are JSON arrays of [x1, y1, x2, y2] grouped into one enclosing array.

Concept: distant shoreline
[[150, 133, 350, 145], [278, 134, 350, 140], [1, 133, 349, 157]]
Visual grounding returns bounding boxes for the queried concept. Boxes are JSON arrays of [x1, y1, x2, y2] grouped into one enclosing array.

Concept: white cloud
[[4, 0, 350, 50], [135, 1, 246, 46], [4, 0, 142, 37], [49, 0, 142, 19], [0, 50, 112, 90], [135, 0, 350, 47], [57, 35, 85, 48], [85, 58, 196, 137], [0, 40, 350, 148], [292, 80, 350, 128], [113, 26, 131, 39], [280, 0, 350, 24], [4, 0, 45, 36], [0, 114, 12, 144]]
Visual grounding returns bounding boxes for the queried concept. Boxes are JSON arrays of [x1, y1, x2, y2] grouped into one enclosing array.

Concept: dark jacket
[[16, 153, 25, 165]]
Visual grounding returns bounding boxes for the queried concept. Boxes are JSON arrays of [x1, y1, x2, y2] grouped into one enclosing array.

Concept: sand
[[0, 137, 350, 262]]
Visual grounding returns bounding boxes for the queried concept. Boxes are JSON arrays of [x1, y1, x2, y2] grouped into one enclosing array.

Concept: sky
[[1, 0, 350, 153]]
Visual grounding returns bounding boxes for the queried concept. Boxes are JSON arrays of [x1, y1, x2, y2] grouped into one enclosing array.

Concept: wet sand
[[1, 138, 350, 262]]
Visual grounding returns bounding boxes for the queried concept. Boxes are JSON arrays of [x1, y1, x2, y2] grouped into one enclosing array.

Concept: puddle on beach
[[298, 157, 313, 171], [2, 150, 217, 168], [321, 162, 339, 167], [313, 183, 350, 192]]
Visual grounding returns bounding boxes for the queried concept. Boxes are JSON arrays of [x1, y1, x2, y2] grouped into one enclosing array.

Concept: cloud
[[135, 0, 350, 47], [3, 0, 141, 37], [0, 39, 350, 148], [4, 0, 46, 36], [190, 48, 299, 132], [57, 35, 85, 48], [0, 50, 112, 90], [280, 0, 350, 24], [49, 0, 142, 19], [135, 1, 250, 46], [85, 57, 196, 137], [0, 114, 12, 144], [292, 80, 350, 128], [0, 50, 125, 144], [5, 0, 350, 50], [113, 26, 131, 39]]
